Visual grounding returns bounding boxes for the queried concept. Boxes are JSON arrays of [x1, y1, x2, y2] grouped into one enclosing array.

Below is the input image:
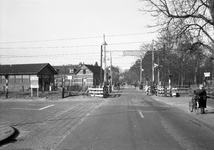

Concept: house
[[0, 63, 58, 91], [53, 64, 81, 87], [74, 64, 104, 87]]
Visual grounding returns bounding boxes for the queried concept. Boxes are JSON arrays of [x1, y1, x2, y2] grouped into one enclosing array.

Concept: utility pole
[[100, 45, 103, 87], [157, 50, 160, 85], [168, 43, 172, 97], [140, 56, 142, 83], [110, 53, 113, 92], [103, 34, 107, 84], [163, 44, 166, 97], [152, 40, 155, 85]]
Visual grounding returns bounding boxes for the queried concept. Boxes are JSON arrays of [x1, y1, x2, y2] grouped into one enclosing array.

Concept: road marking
[[39, 104, 54, 110], [11, 104, 54, 111], [11, 108, 38, 110], [138, 110, 144, 118]]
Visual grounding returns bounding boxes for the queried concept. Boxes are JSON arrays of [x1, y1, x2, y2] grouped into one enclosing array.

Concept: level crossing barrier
[[88, 86, 109, 98], [167, 88, 178, 97], [156, 87, 164, 96], [156, 87, 179, 97]]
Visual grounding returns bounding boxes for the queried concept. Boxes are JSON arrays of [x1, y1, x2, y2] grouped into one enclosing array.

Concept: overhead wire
[[0, 41, 150, 50], [0, 48, 142, 58], [0, 32, 155, 44], [0, 52, 100, 58]]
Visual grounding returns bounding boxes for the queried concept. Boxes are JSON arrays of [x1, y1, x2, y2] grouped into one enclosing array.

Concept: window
[[83, 69, 86, 74]]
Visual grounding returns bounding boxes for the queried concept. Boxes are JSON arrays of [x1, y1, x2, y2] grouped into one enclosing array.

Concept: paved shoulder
[[151, 95, 214, 127]]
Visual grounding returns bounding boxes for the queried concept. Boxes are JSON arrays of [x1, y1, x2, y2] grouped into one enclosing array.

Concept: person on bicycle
[[194, 84, 207, 114]]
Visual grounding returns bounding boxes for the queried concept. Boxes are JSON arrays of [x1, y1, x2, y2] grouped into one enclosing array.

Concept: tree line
[[120, 0, 214, 87]]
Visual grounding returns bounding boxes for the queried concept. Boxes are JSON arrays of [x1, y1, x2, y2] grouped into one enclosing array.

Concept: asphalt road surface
[[1, 86, 214, 150]]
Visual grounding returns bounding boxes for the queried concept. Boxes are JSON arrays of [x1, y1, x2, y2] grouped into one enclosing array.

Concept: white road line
[[138, 110, 144, 118], [39, 104, 54, 110], [11, 104, 55, 111], [11, 108, 38, 110]]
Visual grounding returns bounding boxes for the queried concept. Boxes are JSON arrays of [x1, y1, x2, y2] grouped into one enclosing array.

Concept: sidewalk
[[151, 95, 214, 127]]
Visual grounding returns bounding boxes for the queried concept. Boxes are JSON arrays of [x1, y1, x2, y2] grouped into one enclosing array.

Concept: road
[[1, 86, 214, 150]]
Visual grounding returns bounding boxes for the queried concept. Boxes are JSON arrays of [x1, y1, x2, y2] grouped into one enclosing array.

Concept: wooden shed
[[0, 63, 58, 91]]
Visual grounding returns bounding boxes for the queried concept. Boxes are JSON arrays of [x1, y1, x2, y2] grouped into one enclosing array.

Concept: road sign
[[204, 72, 210, 77], [30, 76, 39, 98], [30, 77, 39, 88], [67, 75, 72, 80], [123, 50, 145, 56]]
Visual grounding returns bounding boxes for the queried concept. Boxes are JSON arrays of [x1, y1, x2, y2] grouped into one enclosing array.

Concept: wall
[[0, 74, 55, 92], [74, 66, 94, 87], [0, 75, 32, 92]]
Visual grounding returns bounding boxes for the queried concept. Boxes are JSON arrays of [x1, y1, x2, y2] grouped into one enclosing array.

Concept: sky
[[0, 0, 157, 71]]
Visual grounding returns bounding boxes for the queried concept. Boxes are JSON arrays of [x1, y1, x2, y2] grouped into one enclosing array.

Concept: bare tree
[[141, 0, 214, 51]]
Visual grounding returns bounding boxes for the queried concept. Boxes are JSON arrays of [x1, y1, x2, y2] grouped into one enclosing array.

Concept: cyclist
[[194, 84, 207, 114]]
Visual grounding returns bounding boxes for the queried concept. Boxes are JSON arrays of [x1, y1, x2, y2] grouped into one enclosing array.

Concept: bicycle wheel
[[189, 100, 194, 112]]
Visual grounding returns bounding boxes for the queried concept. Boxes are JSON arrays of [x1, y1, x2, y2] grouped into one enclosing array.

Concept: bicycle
[[189, 95, 200, 115]]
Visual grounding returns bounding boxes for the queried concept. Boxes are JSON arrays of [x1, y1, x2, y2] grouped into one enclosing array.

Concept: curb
[[0, 125, 15, 142]]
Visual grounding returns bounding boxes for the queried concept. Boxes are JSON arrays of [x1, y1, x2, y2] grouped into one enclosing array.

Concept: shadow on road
[[108, 94, 121, 98], [0, 127, 19, 148]]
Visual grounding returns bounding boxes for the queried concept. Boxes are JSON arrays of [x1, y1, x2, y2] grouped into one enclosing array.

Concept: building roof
[[85, 65, 103, 74], [53, 65, 80, 75], [76, 64, 103, 74], [0, 63, 58, 75]]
